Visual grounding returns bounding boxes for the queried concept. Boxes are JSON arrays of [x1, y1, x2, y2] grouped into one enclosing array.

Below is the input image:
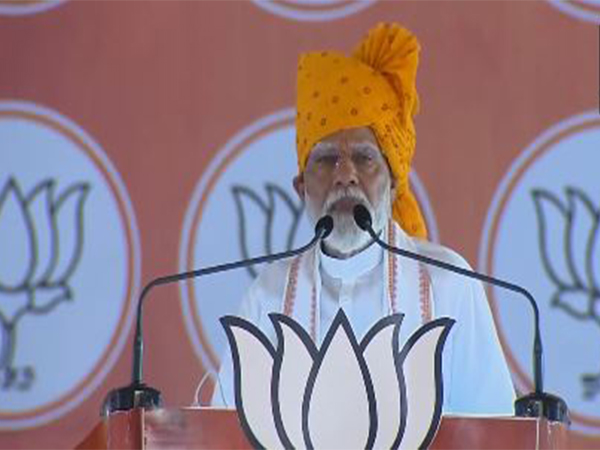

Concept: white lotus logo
[[232, 183, 304, 279], [221, 310, 454, 449], [0, 177, 88, 389], [532, 187, 600, 399]]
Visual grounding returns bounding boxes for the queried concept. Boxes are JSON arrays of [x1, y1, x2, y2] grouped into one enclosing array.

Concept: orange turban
[[296, 23, 427, 239]]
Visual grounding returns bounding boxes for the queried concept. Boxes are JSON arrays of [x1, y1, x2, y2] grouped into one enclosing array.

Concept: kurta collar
[[318, 240, 383, 281]]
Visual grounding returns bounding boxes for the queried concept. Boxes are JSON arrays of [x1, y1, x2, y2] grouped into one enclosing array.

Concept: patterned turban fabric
[[296, 23, 427, 239]]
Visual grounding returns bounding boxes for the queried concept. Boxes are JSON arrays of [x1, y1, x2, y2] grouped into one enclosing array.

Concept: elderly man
[[212, 23, 515, 414]]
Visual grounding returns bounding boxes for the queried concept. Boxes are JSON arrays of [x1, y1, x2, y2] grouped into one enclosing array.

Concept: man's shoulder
[[408, 236, 488, 315], [411, 237, 473, 272], [236, 258, 296, 320], [247, 257, 295, 299]]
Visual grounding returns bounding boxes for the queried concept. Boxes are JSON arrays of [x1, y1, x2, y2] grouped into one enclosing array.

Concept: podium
[[78, 407, 568, 449]]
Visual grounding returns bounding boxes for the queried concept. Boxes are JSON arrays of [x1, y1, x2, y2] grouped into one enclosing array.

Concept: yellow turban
[[296, 23, 427, 239]]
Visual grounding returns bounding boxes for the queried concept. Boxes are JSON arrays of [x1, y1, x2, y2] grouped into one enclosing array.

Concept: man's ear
[[389, 171, 398, 196], [293, 173, 305, 201]]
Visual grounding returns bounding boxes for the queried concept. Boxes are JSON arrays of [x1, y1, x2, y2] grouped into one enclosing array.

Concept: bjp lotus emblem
[[533, 187, 600, 399], [232, 183, 304, 279], [0, 177, 88, 389], [221, 310, 454, 449]]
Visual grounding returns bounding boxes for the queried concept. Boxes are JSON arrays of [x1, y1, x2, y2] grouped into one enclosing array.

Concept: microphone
[[353, 204, 568, 423], [102, 215, 333, 415]]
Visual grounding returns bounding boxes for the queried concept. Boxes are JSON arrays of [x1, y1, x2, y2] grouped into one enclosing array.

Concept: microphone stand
[[353, 205, 568, 423], [102, 216, 333, 415]]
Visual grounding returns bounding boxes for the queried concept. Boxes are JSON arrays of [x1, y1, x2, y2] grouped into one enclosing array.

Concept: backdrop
[[0, 0, 599, 448]]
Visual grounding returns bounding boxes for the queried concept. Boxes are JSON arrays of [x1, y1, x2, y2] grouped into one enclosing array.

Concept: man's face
[[294, 127, 396, 257]]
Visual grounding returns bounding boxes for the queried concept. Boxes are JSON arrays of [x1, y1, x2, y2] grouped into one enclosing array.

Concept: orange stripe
[[419, 263, 432, 323], [283, 256, 301, 316], [309, 284, 317, 342], [387, 222, 398, 314]]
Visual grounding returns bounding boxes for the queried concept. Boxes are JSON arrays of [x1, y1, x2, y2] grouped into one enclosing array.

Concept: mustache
[[323, 188, 372, 214]]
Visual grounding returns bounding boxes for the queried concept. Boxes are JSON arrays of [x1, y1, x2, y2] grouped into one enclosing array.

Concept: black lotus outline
[[0, 177, 89, 388], [359, 314, 407, 450], [395, 317, 454, 449], [301, 311, 379, 450], [219, 315, 275, 450], [220, 310, 454, 449], [231, 183, 303, 278], [270, 313, 318, 449], [532, 186, 600, 399]]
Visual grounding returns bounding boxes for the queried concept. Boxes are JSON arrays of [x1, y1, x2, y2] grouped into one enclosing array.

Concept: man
[[212, 23, 515, 414]]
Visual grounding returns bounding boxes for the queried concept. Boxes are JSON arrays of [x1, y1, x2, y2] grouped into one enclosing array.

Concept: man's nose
[[332, 154, 359, 187]]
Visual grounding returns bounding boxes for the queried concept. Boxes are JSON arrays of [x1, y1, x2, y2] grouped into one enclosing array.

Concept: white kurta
[[211, 223, 516, 415]]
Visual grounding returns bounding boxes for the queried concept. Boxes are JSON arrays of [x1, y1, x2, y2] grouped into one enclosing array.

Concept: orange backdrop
[[0, 0, 598, 448]]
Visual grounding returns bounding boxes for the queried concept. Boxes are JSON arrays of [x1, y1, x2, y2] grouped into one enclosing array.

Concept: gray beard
[[305, 186, 391, 258]]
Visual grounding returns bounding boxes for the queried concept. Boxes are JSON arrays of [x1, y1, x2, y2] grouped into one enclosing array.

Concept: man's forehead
[[312, 127, 381, 151]]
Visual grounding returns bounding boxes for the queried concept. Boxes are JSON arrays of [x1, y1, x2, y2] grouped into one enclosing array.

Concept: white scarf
[[281, 220, 432, 344]]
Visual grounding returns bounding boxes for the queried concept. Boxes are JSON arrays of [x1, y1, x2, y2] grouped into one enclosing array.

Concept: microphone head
[[315, 215, 334, 239], [353, 204, 372, 231]]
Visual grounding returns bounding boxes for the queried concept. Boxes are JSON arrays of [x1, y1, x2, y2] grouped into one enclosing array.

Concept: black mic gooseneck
[[353, 204, 568, 423], [102, 216, 333, 415]]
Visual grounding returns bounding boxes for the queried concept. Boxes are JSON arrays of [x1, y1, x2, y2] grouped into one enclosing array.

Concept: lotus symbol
[[0, 177, 89, 390], [232, 183, 303, 279], [532, 187, 600, 399], [221, 310, 454, 449]]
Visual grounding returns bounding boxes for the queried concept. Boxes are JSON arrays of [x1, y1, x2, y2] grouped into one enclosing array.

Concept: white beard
[[305, 184, 392, 258]]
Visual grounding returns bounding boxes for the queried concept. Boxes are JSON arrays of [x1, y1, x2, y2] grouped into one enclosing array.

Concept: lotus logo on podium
[[222, 310, 454, 449]]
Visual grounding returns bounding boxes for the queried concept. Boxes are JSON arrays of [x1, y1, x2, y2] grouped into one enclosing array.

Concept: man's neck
[[321, 224, 387, 259], [321, 239, 376, 259]]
